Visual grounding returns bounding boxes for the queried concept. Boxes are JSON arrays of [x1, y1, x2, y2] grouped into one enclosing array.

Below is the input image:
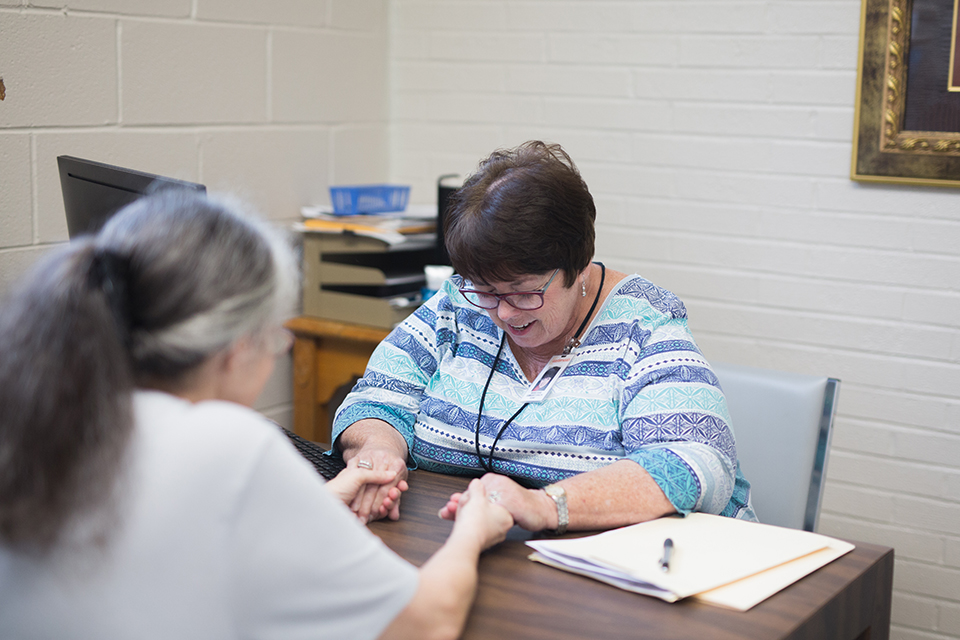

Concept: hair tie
[[89, 249, 134, 347]]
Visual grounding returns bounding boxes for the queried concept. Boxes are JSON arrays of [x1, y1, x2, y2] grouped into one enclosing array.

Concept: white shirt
[[0, 391, 418, 640]]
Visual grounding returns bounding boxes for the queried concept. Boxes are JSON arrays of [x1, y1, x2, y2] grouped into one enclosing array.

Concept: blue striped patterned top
[[333, 274, 756, 520]]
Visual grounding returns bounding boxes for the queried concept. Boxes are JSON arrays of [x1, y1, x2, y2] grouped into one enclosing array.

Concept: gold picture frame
[[852, 0, 960, 186]]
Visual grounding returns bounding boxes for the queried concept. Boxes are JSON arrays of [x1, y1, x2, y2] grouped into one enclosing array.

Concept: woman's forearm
[[561, 460, 675, 530], [336, 419, 411, 523], [338, 418, 408, 461], [379, 479, 511, 640], [478, 460, 675, 533], [378, 533, 482, 640]]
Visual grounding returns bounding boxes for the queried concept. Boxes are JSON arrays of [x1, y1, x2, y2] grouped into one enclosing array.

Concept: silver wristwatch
[[544, 484, 569, 535]]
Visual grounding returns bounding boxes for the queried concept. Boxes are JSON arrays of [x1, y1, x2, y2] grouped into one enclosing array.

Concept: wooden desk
[[369, 470, 893, 640], [285, 316, 389, 443]]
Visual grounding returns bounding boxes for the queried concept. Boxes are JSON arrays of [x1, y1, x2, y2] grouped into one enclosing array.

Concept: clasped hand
[[325, 452, 408, 523], [439, 473, 556, 532], [328, 460, 521, 544], [328, 458, 516, 549]]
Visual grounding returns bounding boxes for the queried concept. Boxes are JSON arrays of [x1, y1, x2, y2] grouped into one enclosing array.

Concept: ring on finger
[[488, 491, 502, 504], [357, 459, 373, 470]]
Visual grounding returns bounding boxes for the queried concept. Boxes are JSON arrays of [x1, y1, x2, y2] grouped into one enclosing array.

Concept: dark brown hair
[[444, 141, 596, 287]]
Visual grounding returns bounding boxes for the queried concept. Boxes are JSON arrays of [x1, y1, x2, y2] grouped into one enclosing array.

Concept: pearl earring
[[581, 278, 587, 297]]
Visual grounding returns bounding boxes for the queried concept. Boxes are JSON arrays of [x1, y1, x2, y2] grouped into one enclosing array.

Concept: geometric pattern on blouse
[[720, 464, 756, 519], [332, 274, 756, 520], [623, 412, 737, 464], [630, 448, 702, 512]]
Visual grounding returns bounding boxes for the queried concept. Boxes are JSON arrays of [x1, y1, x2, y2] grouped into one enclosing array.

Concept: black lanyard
[[473, 263, 606, 473]]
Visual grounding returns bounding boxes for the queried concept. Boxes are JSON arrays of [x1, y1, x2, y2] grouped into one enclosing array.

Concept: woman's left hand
[[326, 457, 408, 512], [439, 473, 557, 532]]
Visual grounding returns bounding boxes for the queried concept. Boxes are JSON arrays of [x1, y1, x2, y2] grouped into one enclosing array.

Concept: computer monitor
[[58, 155, 206, 238]]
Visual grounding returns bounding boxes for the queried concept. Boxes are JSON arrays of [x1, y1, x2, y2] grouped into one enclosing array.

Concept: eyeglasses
[[459, 269, 560, 310]]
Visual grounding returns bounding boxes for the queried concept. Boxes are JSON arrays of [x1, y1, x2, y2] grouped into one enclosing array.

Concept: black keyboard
[[281, 428, 347, 480]]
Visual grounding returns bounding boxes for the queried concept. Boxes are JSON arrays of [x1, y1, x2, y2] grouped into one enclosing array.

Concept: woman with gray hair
[[0, 190, 511, 640]]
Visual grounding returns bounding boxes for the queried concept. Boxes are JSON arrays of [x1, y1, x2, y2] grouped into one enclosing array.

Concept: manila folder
[[527, 513, 853, 609]]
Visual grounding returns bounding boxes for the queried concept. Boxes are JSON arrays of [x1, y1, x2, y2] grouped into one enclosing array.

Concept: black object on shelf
[[435, 174, 460, 266]]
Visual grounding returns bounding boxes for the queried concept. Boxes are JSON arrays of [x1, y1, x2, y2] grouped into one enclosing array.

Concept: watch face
[[546, 484, 565, 498]]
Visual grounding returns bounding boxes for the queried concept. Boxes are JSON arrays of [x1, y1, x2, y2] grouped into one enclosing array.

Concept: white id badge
[[522, 353, 575, 403]]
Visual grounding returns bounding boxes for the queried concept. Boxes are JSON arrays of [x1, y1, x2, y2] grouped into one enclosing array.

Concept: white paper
[[526, 513, 851, 609], [292, 221, 407, 246]]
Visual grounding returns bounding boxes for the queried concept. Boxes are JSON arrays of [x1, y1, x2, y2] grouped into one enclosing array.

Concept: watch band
[[544, 484, 568, 535]]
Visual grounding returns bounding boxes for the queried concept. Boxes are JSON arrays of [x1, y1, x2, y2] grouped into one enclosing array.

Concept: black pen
[[660, 538, 674, 572]]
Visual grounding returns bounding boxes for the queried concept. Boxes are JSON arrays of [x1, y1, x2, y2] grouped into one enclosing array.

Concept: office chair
[[712, 361, 840, 532]]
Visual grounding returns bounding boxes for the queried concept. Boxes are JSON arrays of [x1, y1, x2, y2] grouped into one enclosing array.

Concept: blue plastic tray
[[329, 185, 410, 215]]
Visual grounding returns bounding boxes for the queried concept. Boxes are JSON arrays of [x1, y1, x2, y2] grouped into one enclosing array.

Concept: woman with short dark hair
[[334, 140, 756, 534], [443, 141, 596, 290], [0, 190, 511, 640]]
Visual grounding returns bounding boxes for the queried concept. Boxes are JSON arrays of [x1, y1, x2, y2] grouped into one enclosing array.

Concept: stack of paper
[[527, 513, 854, 611], [298, 204, 437, 246], [302, 203, 438, 220]]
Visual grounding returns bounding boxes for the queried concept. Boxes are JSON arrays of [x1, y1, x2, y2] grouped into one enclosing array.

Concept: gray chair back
[[712, 362, 839, 532]]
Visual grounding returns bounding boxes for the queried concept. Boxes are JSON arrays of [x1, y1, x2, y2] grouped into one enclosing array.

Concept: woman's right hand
[[346, 447, 408, 524], [338, 419, 411, 523], [325, 457, 401, 507]]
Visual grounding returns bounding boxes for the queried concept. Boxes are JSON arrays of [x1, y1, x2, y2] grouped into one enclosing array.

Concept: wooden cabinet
[[285, 316, 389, 443]]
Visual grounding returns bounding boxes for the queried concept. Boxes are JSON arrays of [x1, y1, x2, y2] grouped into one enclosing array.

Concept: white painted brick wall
[[0, 1, 390, 423], [0, 134, 31, 247], [330, 0, 386, 31], [272, 29, 388, 123], [0, 13, 118, 127], [122, 21, 268, 125], [389, 1, 960, 637], [32, 0, 191, 17], [200, 128, 331, 220], [196, 0, 327, 26]]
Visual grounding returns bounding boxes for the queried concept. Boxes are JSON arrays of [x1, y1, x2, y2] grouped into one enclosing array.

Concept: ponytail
[[0, 241, 134, 551], [0, 188, 298, 553]]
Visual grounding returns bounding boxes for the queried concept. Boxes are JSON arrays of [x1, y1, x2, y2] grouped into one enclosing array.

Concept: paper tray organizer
[[302, 233, 435, 329]]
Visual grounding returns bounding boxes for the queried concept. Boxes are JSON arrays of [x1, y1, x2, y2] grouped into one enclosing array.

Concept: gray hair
[[0, 189, 298, 552], [97, 190, 299, 379]]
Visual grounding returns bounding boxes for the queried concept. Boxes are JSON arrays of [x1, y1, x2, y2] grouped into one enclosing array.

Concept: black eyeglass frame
[[458, 268, 561, 310]]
